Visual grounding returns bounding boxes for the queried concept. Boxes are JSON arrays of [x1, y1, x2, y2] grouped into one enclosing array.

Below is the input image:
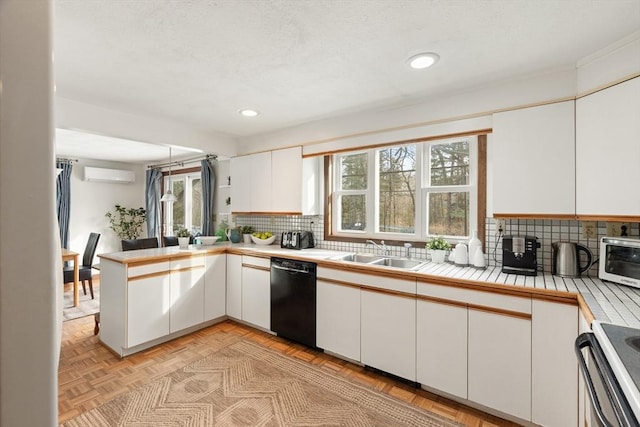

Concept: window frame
[[326, 134, 485, 245], [162, 166, 202, 237]]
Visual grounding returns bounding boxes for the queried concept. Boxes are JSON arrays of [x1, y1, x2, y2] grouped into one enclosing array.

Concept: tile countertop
[[99, 242, 640, 328]]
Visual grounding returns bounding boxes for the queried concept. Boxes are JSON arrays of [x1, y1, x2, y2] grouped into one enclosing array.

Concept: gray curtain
[[145, 168, 163, 239], [56, 161, 73, 248], [201, 158, 216, 235]]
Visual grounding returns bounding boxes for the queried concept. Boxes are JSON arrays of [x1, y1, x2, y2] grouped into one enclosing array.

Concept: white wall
[[67, 160, 146, 256], [56, 97, 239, 158], [0, 1, 59, 426], [236, 67, 577, 154]]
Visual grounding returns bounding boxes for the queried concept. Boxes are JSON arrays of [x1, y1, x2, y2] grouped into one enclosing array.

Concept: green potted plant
[[240, 225, 254, 243], [175, 227, 191, 248], [426, 236, 450, 263], [105, 205, 147, 239]]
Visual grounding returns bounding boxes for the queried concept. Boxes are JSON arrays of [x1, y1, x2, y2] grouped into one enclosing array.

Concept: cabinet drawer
[[171, 255, 205, 270], [317, 267, 415, 294], [417, 281, 531, 314], [242, 255, 270, 269], [128, 261, 170, 278]]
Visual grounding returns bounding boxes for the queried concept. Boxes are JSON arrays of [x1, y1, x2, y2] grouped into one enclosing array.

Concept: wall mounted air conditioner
[[84, 166, 135, 184]]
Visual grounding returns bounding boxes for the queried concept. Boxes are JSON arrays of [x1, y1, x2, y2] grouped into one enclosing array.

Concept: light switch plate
[[582, 221, 597, 239], [606, 222, 630, 237]]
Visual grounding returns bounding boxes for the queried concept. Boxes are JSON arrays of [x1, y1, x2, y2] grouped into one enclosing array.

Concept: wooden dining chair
[[63, 232, 100, 299]]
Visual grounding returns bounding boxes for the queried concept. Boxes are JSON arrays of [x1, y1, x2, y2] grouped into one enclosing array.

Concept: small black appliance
[[280, 230, 315, 250], [502, 235, 540, 276]]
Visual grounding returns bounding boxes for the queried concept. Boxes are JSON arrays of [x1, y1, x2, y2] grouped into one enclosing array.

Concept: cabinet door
[[576, 77, 640, 216], [169, 266, 205, 333], [271, 147, 302, 213], [493, 101, 575, 215], [230, 155, 251, 213], [468, 309, 532, 421], [250, 152, 272, 212], [204, 254, 226, 321], [241, 266, 270, 330], [532, 300, 578, 427], [417, 299, 467, 399], [316, 280, 360, 361], [361, 290, 416, 381], [226, 254, 242, 319], [127, 274, 170, 347]]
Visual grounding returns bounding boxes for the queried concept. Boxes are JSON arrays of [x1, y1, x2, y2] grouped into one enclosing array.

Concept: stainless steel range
[[576, 321, 640, 426]]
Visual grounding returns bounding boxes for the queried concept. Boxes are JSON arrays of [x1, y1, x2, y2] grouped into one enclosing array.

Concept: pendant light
[[161, 147, 177, 203]]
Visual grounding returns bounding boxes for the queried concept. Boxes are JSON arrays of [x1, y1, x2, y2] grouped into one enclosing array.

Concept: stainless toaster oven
[[600, 237, 640, 289]]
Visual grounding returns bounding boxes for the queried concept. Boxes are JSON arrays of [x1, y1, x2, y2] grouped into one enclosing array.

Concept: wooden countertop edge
[[98, 246, 227, 264], [99, 245, 584, 307]]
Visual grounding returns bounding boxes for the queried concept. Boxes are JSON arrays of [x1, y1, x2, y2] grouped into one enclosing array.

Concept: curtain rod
[[148, 153, 217, 169], [56, 157, 78, 164]]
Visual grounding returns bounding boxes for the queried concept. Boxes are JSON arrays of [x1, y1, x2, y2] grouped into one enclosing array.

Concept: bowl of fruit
[[251, 231, 276, 246]]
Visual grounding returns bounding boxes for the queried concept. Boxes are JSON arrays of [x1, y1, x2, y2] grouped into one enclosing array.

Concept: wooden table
[[62, 248, 80, 307]]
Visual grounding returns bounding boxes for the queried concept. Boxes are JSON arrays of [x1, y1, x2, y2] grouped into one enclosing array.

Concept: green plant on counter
[[426, 236, 451, 251], [240, 225, 254, 234], [105, 204, 147, 239], [175, 227, 191, 238]]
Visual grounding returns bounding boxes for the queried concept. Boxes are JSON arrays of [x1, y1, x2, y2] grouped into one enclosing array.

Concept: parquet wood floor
[[58, 316, 522, 426]]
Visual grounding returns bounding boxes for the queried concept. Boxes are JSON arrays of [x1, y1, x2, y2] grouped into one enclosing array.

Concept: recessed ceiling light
[[239, 109, 259, 117], [407, 52, 440, 69]]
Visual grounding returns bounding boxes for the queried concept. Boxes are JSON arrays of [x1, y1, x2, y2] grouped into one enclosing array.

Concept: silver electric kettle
[[551, 242, 593, 277]]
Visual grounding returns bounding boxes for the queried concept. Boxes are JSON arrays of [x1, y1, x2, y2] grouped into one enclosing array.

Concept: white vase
[[473, 246, 486, 268], [243, 234, 252, 243], [468, 230, 481, 263], [178, 237, 189, 248], [431, 249, 446, 263]]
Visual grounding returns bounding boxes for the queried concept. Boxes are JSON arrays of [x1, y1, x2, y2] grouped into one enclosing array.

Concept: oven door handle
[[576, 332, 617, 427]]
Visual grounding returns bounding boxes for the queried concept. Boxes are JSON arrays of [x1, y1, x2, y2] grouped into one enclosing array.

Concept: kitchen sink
[[370, 257, 426, 270], [330, 253, 427, 270], [330, 253, 385, 263]]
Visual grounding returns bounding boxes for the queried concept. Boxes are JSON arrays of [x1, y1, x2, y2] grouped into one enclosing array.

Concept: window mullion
[[370, 150, 377, 234]]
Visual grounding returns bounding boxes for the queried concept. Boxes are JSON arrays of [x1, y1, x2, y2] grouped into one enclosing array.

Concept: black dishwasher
[[270, 257, 317, 348]]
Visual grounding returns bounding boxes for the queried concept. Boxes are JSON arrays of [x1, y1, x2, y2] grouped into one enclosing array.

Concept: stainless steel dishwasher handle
[[271, 264, 309, 274]]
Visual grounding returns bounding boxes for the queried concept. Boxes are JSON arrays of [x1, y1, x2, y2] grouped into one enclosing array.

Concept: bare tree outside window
[[339, 153, 367, 230], [427, 141, 470, 237], [379, 146, 416, 234]]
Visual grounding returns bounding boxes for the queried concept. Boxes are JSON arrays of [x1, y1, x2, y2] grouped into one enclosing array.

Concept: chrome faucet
[[404, 243, 412, 259], [366, 239, 389, 256]]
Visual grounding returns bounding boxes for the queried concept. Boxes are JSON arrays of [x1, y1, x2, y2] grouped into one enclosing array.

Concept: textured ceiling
[[54, 0, 640, 147]]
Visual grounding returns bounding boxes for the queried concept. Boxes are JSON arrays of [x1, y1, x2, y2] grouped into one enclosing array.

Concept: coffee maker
[[502, 235, 540, 276]]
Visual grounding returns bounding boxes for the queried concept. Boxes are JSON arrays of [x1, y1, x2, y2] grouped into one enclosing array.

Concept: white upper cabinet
[[231, 146, 320, 214], [230, 155, 252, 213], [492, 101, 576, 216], [576, 77, 640, 217], [272, 146, 302, 213]]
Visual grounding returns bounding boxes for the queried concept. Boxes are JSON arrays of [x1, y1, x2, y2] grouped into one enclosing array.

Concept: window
[[331, 136, 478, 241], [164, 171, 202, 235]]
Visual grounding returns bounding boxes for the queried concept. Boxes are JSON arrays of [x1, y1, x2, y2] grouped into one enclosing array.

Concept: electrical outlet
[[582, 221, 597, 239], [494, 218, 506, 234], [607, 222, 630, 237]]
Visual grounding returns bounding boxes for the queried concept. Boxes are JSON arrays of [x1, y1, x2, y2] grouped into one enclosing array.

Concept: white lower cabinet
[[532, 300, 579, 427], [169, 257, 205, 333], [468, 309, 532, 421], [416, 299, 468, 399], [241, 256, 271, 330], [204, 254, 226, 321], [127, 273, 170, 347], [226, 254, 242, 319], [316, 280, 361, 361], [361, 290, 416, 381]]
